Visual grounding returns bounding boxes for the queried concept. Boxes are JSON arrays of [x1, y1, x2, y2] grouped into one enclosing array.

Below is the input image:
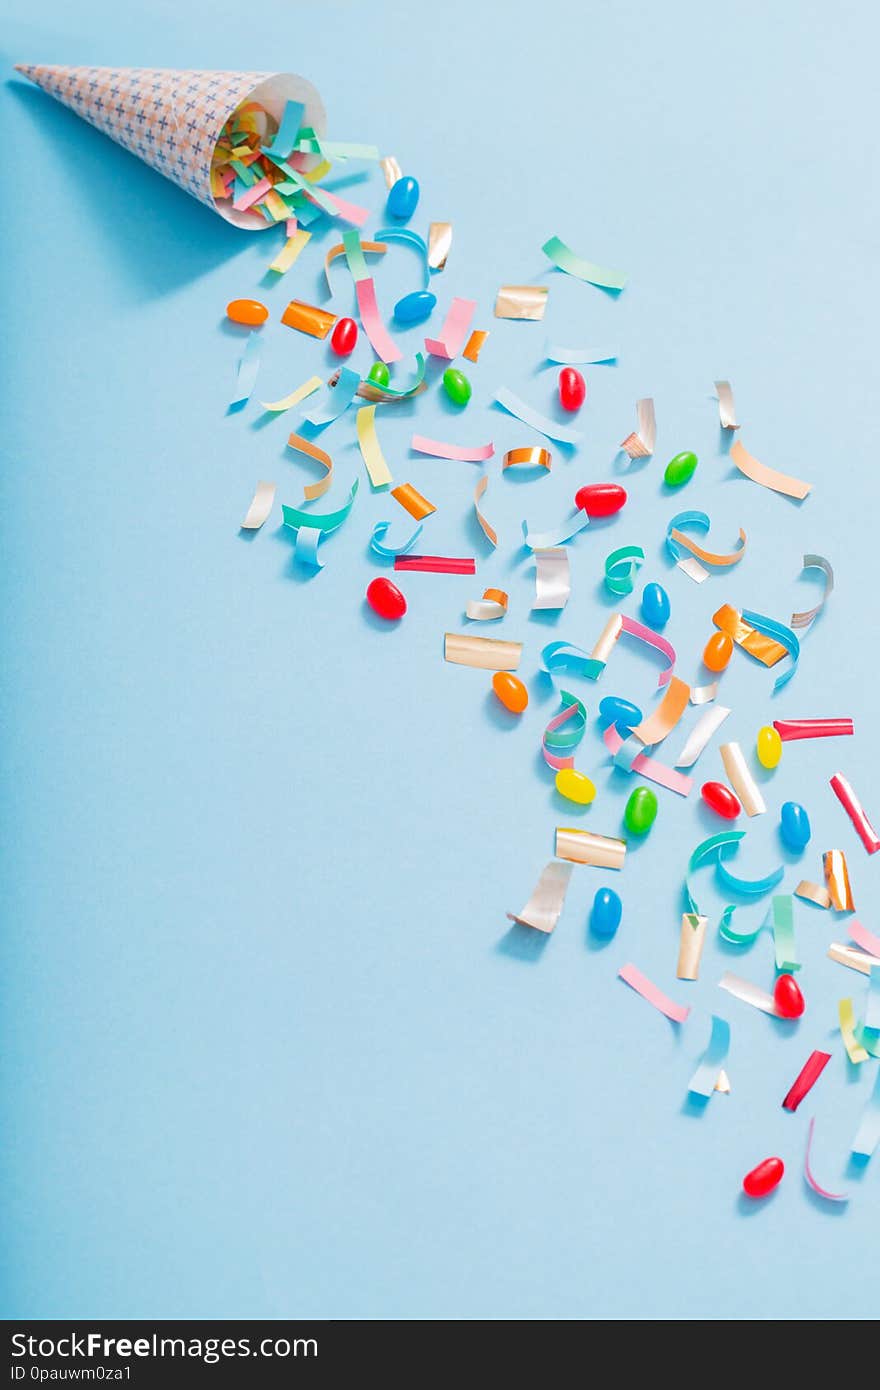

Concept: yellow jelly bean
[[756, 725, 782, 769], [555, 769, 596, 804]]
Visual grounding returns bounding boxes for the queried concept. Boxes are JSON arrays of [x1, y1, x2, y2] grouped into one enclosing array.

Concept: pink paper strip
[[307, 189, 370, 227], [355, 278, 402, 364], [542, 701, 582, 772], [618, 963, 691, 1023], [394, 555, 476, 574], [425, 297, 477, 358], [233, 176, 272, 212], [849, 921, 880, 957], [619, 615, 677, 689], [285, 217, 298, 236], [411, 435, 495, 462], [603, 724, 693, 797], [804, 1118, 848, 1202]]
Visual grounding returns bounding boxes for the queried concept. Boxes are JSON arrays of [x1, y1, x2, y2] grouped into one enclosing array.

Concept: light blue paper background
[[2, 0, 878, 1320]]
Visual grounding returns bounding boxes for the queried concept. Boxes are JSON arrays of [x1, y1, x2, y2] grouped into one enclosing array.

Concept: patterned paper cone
[[15, 64, 326, 229]]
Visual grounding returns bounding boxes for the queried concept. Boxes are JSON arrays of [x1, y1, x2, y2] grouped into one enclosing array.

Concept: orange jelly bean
[[703, 631, 733, 672], [226, 298, 269, 327], [492, 671, 528, 714]]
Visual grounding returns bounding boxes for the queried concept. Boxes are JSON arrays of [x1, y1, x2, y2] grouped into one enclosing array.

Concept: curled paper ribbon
[[556, 828, 626, 869], [666, 511, 747, 571], [850, 921, 880, 957], [532, 548, 571, 610], [769, 895, 798, 973], [444, 633, 522, 670], [425, 297, 476, 358], [589, 613, 677, 689], [503, 447, 552, 473], [688, 1015, 730, 1098], [677, 913, 708, 980], [462, 330, 488, 363], [542, 641, 606, 683], [714, 380, 740, 430], [720, 742, 766, 817], [473, 476, 497, 547], [713, 604, 788, 667], [282, 478, 359, 569], [240, 481, 275, 530], [674, 705, 731, 768], [427, 221, 452, 271], [379, 155, 402, 188], [542, 691, 588, 771], [494, 388, 583, 445], [494, 285, 548, 320], [829, 944, 875, 975], [356, 406, 393, 488], [796, 880, 831, 909], [522, 510, 590, 551], [370, 520, 423, 558], [465, 588, 508, 621], [715, 850, 784, 899], [302, 367, 361, 427], [545, 342, 617, 364], [507, 861, 573, 934], [356, 277, 401, 363], [731, 439, 812, 500], [374, 226, 430, 289], [602, 724, 693, 797], [395, 555, 475, 575], [790, 554, 833, 630], [839, 999, 869, 1063], [620, 399, 655, 458], [739, 609, 800, 692], [830, 773, 880, 855], [411, 435, 494, 462], [718, 971, 782, 1017], [618, 964, 690, 1023], [690, 684, 719, 705], [287, 433, 333, 500], [775, 719, 853, 742], [268, 228, 311, 274], [804, 1118, 848, 1202], [685, 832, 759, 942], [391, 483, 435, 520], [281, 299, 336, 338], [604, 545, 645, 596], [542, 235, 627, 291], [824, 849, 855, 911], [852, 1066, 880, 1159], [230, 331, 261, 408], [632, 676, 690, 747], [260, 374, 323, 413], [333, 354, 426, 402], [783, 1052, 831, 1112]]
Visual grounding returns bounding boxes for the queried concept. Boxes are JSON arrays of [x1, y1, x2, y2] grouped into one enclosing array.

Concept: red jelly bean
[[574, 483, 627, 518], [742, 1156, 784, 1199], [700, 781, 742, 819], [558, 367, 586, 412], [774, 973, 805, 1019], [331, 316, 358, 356], [366, 577, 406, 620]]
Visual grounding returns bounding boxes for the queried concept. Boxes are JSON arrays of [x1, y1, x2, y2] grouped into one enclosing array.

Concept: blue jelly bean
[[640, 582, 670, 630], [591, 887, 622, 938], [386, 175, 419, 220], [780, 801, 811, 852], [598, 696, 643, 733], [393, 289, 436, 324]]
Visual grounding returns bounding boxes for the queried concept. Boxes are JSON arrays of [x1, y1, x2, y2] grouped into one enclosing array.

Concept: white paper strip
[[719, 971, 781, 1016], [720, 741, 766, 816], [532, 548, 571, 610], [507, 860, 573, 933], [675, 705, 731, 768]]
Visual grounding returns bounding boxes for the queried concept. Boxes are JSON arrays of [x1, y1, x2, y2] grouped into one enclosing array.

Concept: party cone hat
[[15, 64, 325, 228]]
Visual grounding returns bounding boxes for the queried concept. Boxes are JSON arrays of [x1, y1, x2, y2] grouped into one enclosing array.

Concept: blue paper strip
[[370, 520, 423, 558], [230, 331, 261, 409], [741, 609, 800, 692], [301, 368, 361, 427], [494, 388, 583, 445], [852, 1065, 880, 1159], [541, 641, 605, 681], [688, 1015, 731, 1100], [522, 511, 590, 551]]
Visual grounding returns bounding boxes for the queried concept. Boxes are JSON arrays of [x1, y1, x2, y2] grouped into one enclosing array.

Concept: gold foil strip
[[720, 742, 766, 817], [713, 604, 788, 667], [494, 285, 548, 320], [730, 439, 812, 500], [473, 476, 498, 547], [620, 398, 656, 458], [503, 446, 552, 472], [590, 613, 624, 665], [714, 380, 740, 430], [828, 943, 875, 975], [379, 155, 402, 189], [391, 483, 436, 520], [824, 850, 855, 911], [632, 676, 690, 747], [506, 860, 573, 933], [444, 632, 522, 671], [555, 828, 627, 870], [462, 330, 489, 363], [677, 913, 708, 980], [240, 480, 275, 530], [286, 433, 333, 501], [281, 299, 337, 339], [465, 588, 508, 621], [715, 1070, 731, 1094], [795, 880, 832, 909], [427, 221, 452, 271]]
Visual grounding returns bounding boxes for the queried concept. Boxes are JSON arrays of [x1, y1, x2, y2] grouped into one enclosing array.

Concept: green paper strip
[[541, 235, 628, 291], [769, 895, 799, 973], [605, 545, 645, 596], [282, 478, 359, 535], [686, 831, 749, 943], [342, 228, 370, 283]]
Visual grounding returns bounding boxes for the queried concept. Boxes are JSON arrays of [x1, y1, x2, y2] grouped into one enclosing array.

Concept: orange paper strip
[[668, 526, 746, 569], [713, 604, 788, 666], [795, 880, 832, 909], [474, 476, 498, 547], [731, 439, 812, 500], [462, 330, 489, 363], [824, 850, 855, 911], [286, 433, 333, 501], [281, 299, 337, 339], [391, 483, 436, 520], [632, 676, 691, 747], [503, 446, 552, 473]]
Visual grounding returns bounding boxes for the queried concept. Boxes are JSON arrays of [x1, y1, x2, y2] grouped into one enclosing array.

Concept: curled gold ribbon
[[502, 447, 552, 472], [427, 221, 453, 271], [281, 299, 337, 339]]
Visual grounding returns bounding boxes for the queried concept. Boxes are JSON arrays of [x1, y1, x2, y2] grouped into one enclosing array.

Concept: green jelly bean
[[624, 785, 658, 835], [367, 361, 390, 388], [442, 367, 471, 407], [664, 450, 698, 487]]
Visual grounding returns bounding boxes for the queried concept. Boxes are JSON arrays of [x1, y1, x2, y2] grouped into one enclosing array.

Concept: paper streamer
[[462, 330, 489, 363], [355, 406, 393, 489], [804, 1118, 848, 1202], [783, 1051, 830, 1111], [720, 742, 766, 817], [507, 860, 573, 934], [677, 913, 708, 980], [356, 277, 402, 363], [281, 478, 358, 569], [719, 972, 781, 1017], [666, 512, 746, 571], [714, 380, 740, 430], [775, 719, 853, 742], [379, 155, 402, 188], [545, 343, 617, 365], [427, 221, 452, 271], [688, 1015, 731, 1098], [286, 433, 333, 500], [503, 447, 552, 473], [865, 967, 880, 1034], [542, 235, 627, 290], [851, 1066, 880, 1159], [677, 556, 711, 583], [494, 388, 583, 445], [542, 641, 606, 683], [690, 684, 719, 705], [632, 677, 690, 747], [473, 476, 497, 547], [556, 828, 626, 869], [268, 227, 311, 274], [715, 849, 784, 899], [425, 297, 476, 358], [716, 1071, 731, 1094], [769, 895, 798, 973], [731, 439, 812, 500], [795, 880, 830, 909], [260, 374, 323, 413], [685, 832, 777, 943], [790, 554, 833, 630], [374, 226, 430, 288], [620, 399, 655, 458], [494, 285, 548, 320], [522, 510, 591, 551], [740, 610, 800, 692], [618, 964, 690, 1023], [240, 481, 275, 530], [533, 549, 571, 610], [391, 483, 435, 520], [824, 849, 855, 911], [542, 691, 588, 771], [281, 299, 336, 338], [840, 999, 869, 1063], [604, 545, 645, 596], [230, 331, 261, 407], [829, 944, 875, 975], [324, 238, 387, 295], [602, 724, 693, 797], [713, 604, 788, 667], [674, 705, 731, 768], [830, 773, 880, 855], [370, 520, 423, 558], [850, 921, 880, 957], [589, 613, 677, 689], [396, 555, 475, 575], [411, 435, 495, 463], [444, 633, 522, 670], [302, 368, 360, 427], [465, 588, 508, 621]]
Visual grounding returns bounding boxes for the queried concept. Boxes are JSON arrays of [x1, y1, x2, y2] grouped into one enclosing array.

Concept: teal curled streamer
[[370, 520, 423, 558], [541, 641, 605, 681], [374, 227, 431, 289], [282, 479, 359, 569], [684, 830, 782, 945], [740, 609, 800, 692]]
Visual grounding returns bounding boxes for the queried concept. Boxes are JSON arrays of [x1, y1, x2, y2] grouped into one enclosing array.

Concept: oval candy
[[757, 725, 782, 769], [591, 887, 622, 938], [780, 801, 811, 852], [367, 361, 391, 388], [227, 297, 268, 326], [492, 671, 528, 714], [742, 1157, 784, 1199], [386, 175, 419, 220], [664, 450, 698, 487], [394, 290, 436, 324], [558, 367, 586, 412], [443, 367, 471, 407], [640, 582, 670, 630], [330, 316, 358, 356], [366, 577, 406, 620], [701, 781, 742, 820], [575, 483, 627, 518], [555, 768, 596, 805], [599, 696, 643, 733], [624, 786, 658, 835], [774, 973, 805, 1018], [703, 631, 733, 672]]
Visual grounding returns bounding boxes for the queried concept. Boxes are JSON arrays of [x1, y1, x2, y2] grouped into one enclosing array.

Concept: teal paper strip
[[375, 227, 431, 289], [301, 368, 361, 428], [542, 642, 605, 682], [263, 100, 305, 160], [741, 609, 800, 692], [282, 478, 359, 536], [688, 1015, 731, 1099], [342, 228, 370, 283], [370, 520, 423, 558], [852, 1065, 880, 1158], [769, 895, 799, 972], [541, 235, 628, 290], [605, 545, 645, 596]]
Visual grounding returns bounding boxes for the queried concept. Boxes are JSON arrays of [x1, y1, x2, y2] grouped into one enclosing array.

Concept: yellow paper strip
[[620, 399, 656, 457], [269, 228, 311, 274], [281, 299, 337, 339], [677, 913, 708, 980], [240, 481, 276, 530], [286, 433, 333, 501], [828, 944, 875, 975], [473, 476, 497, 547], [380, 155, 402, 189], [260, 375, 323, 413], [428, 221, 453, 271], [503, 446, 552, 472], [356, 406, 393, 489], [555, 828, 627, 870], [494, 285, 548, 320], [795, 880, 832, 909], [462, 329, 489, 363], [720, 741, 766, 816], [824, 849, 855, 911], [391, 483, 435, 520], [839, 999, 869, 1064], [444, 632, 522, 670], [632, 677, 690, 747], [730, 439, 812, 500]]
